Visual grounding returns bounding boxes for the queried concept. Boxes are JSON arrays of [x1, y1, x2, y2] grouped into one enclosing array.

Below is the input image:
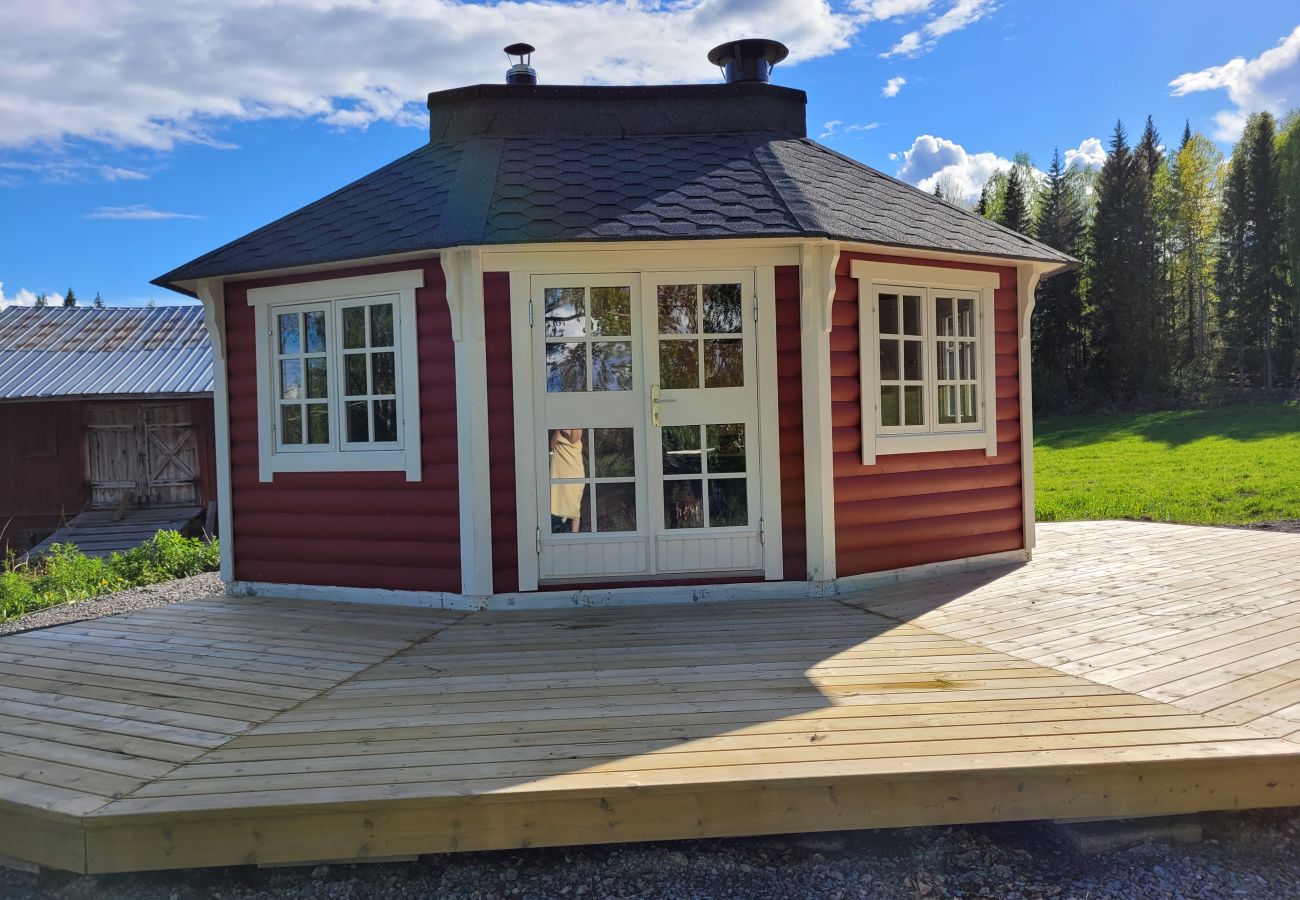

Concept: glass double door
[[535, 270, 762, 581]]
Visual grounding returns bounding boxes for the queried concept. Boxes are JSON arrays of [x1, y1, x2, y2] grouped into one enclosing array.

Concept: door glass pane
[[370, 303, 395, 347], [704, 339, 743, 388], [305, 311, 327, 352], [593, 428, 635, 478], [657, 285, 697, 334], [703, 283, 742, 333], [374, 399, 398, 441], [280, 405, 302, 444], [371, 352, 396, 395], [305, 357, 329, 399], [546, 342, 587, 392], [279, 360, 302, 400], [878, 294, 899, 335], [345, 354, 367, 396], [880, 385, 900, 427], [346, 400, 369, 442], [903, 340, 923, 381], [590, 286, 631, 336], [937, 385, 957, 424], [904, 386, 924, 426], [936, 297, 955, 337], [549, 429, 590, 533], [278, 313, 301, 354], [342, 307, 366, 349], [879, 340, 899, 380], [544, 287, 586, 337], [708, 479, 748, 527], [595, 483, 637, 532], [591, 341, 632, 392], [662, 425, 702, 475], [902, 295, 922, 336], [551, 484, 591, 533], [706, 424, 746, 473], [958, 298, 976, 337], [307, 404, 330, 444], [664, 479, 704, 529], [659, 340, 698, 389]]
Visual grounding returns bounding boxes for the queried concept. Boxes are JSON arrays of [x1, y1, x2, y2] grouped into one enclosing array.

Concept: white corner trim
[[509, 271, 540, 592], [1017, 263, 1043, 553], [196, 278, 233, 584], [799, 240, 837, 582], [246, 270, 424, 307], [754, 264, 785, 580], [443, 248, 494, 599]]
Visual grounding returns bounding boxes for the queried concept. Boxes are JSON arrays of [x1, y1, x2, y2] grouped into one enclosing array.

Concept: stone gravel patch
[[0, 571, 223, 636]]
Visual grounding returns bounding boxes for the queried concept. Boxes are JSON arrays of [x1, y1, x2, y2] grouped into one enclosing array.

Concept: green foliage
[[1032, 149, 1089, 413], [93, 291, 106, 309], [1035, 401, 1300, 524], [997, 167, 1032, 234], [0, 531, 219, 622], [63, 287, 77, 307]]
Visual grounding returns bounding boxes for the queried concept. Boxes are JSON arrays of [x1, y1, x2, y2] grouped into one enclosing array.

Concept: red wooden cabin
[[155, 40, 1074, 609]]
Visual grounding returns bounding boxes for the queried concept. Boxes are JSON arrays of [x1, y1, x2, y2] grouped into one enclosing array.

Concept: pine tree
[[933, 182, 943, 198], [997, 167, 1032, 234], [976, 183, 992, 218], [33, 293, 48, 308], [93, 292, 106, 309], [1164, 132, 1223, 390], [1133, 117, 1170, 396], [1181, 120, 1193, 151], [1277, 111, 1300, 381], [63, 287, 77, 307], [1032, 149, 1088, 412]]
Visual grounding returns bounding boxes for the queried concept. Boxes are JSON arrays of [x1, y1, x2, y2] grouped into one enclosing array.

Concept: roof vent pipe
[[707, 39, 789, 84], [504, 43, 538, 85]]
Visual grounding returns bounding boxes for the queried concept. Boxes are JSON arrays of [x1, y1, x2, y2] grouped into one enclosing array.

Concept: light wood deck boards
[[0, 521, 1298, 873]]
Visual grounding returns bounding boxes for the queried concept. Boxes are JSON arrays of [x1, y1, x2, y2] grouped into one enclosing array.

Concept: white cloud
[[881, 0, 996, 58], [98, 166, 148, 182], [851, 0, 935, 21], [1169, 25, 1300, 140], [0, 283, 61, 309], [845, 122, 881, 133], [882, 76, 906, 97], [821, 120, 879, 139], [0, 158, 149, 185], [84, 204, 201, 220], [887, 151, 899, 160], [0, 0, 857, 150], [1064, 137, 1106, 171], [896, 133, 1013, 201], [820, 119, 844, 139]]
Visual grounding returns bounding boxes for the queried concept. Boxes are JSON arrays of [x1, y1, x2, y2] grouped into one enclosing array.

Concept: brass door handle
[[650, 384, 674, 426]]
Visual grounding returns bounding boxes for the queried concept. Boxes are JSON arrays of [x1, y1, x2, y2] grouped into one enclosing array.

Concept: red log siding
[[832, 252, 1024, 576], [775, 265, 807, 581], [223, 259, 460, 592], [483, 272, 518, 593]]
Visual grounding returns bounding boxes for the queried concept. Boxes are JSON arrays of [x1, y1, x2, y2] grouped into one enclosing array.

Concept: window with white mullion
[[273, 304, 332, 450], [933, 293, 981, 429], [875, 289, 927, 432], [338, 298, 400, 448]]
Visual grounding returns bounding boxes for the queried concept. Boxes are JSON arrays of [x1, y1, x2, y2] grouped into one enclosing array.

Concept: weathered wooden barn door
[[86, 403, 198, 508]]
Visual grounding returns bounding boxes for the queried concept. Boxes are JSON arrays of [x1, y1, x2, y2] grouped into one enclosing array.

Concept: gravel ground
[[2, 810, 1296, 899], [0, 571, 223, 636], [1240, 519, 1300, 534]]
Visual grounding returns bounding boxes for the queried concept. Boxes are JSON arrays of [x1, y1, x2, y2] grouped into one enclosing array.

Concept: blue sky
[[1, 0, 1298, 307]]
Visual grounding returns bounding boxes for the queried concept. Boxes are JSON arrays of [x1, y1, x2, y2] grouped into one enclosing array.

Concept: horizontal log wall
[[224, 259, 460, 593], [832, 252, 1024, 576]]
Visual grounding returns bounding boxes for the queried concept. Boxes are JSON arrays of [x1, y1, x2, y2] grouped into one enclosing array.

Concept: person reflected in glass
[[549, 428, 585, 532]]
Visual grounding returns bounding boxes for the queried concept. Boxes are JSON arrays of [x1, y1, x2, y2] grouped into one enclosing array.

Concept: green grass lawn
[[1034, 401, 1300, 525]]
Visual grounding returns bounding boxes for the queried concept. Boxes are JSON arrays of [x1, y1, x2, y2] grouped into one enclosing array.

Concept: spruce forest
[[961, 111, 1300, 416]]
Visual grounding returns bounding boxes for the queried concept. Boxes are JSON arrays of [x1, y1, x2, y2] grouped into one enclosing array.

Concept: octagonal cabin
[[156, 41, 1074, 609]]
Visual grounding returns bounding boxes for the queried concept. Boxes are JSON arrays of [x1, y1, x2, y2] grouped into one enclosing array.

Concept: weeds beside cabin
[[155, 39, 1075, 608]]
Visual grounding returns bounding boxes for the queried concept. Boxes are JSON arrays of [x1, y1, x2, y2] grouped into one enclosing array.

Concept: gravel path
[[0, 571, 223, 636], [2, 810, 1296, 899]]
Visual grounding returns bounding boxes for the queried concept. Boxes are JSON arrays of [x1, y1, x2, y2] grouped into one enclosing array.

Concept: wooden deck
[[1, 521, 1298, 873]]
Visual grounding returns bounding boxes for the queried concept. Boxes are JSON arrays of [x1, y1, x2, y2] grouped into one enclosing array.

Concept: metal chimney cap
[[504, 42, 536, 59], [504, 42, 538, 85], [707, 38, 789, 70]]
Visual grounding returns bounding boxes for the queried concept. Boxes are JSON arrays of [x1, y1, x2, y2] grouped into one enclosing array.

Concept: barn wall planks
[[223, 259, 461, 592], [832, 252, 1024, 576]]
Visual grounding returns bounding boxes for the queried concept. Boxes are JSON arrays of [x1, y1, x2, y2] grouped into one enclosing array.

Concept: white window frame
[[248, 270, 423, 482], [851, 260, 999, 464]]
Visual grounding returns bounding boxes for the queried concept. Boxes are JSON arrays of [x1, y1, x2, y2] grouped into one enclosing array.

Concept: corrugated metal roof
[[0, 305, 213, 399]]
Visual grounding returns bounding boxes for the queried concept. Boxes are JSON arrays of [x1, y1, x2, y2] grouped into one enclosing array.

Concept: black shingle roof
[[156, 83, 1073, 289]]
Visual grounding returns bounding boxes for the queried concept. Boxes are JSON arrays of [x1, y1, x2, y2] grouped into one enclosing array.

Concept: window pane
[[551, 484, 591, 533], [880, 386, 900, 427], [662, 425, 702, 475], [591, 341, 633, 392], [936, 297, 955, 337], [903, 340, 923, 381], [879, 340, 899, 380], [959, 342, 976, 380], [904, 386, 924, 426], [936, 341, 954, 380], [307, 404, 330, 444], [305, 311, 327, 352], [704, 339, 743, 388], [278, 313, 301, 354], [305, 357, 328, 399], [703, 283, 742, 333], [549, 430, 590, 533], [595, 482, 637, 533], [280, 405, 302, 444], [657, 284, 697, 335], [342, 307, 366, 350], [937, 385, 957, 424], [708, 479, 748, 527], [590, 286, 631, 337], [546, 342, 587, 392], [549, 428, 587, 480], [370, 303, 394, 347], [902, 295, 922, 336], [371, 352, 396, 395], [593, 428, 635, 478], [878, 294, 899, 335], [279, 359, 302, 400], [346, 399, 369, 442], [961, 384, 978, 423], [659, 340, 698, 389], [374, 399, 398, 441], [958, 298, 976, 337], [664, 479, 704, 529], [706, 424, 746, 473], [345, 354, 367, 396], [544, 287, 586, 337]]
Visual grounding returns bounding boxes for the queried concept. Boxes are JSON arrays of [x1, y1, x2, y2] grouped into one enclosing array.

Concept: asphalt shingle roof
[[156, 84, 1073, 289]]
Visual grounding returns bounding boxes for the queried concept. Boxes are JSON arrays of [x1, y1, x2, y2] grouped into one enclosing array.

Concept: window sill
[[260, 449, 420, 482], [874, 430, 991, 456]]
